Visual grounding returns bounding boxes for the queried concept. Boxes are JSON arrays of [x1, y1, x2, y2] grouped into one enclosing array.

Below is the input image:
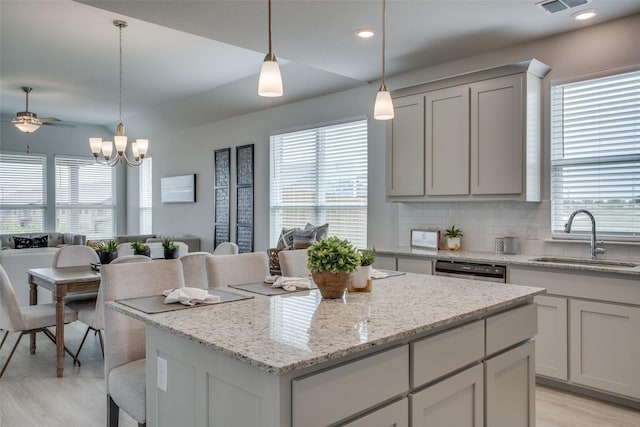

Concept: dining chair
[[102, 259, 185, 427], [52, 244, 100, 267], [0, 265, 80, 378], [70, 256, 152, 361], [179, 252, 212, 289], [213, 242, 239, 255], [278, 249, 311, 278], [206, 252, 269, 288]]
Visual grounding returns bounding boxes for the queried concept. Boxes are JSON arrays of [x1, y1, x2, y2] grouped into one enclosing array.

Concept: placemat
[[373, 269, 407, 279], [228, 281, 317, 296], [116, 288, 253, 314]]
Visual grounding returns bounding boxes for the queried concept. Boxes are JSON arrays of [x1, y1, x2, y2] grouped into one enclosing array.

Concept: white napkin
[[370, 269, 389, 279], [271, 276, 311, 291], [162, 287, 221, 306]]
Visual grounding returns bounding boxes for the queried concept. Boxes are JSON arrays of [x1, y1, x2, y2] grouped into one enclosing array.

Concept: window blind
[[139, 157, 153, 234], [550, 70, 640, 239], [55, 157, 115, 240], [0, 153, 47, 234], [270, 120, 368, 248]]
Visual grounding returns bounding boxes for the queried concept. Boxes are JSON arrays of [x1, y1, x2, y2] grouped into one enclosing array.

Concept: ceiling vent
[[537, 0, 591, 14]]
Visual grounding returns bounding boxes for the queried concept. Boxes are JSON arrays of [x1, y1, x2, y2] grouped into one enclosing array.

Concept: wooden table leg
[[29, 277, 38, 355], [55, 289, 65, 378]]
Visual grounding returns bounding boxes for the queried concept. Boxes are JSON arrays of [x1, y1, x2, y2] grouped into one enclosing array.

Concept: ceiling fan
[[10, 87, 75, 134]]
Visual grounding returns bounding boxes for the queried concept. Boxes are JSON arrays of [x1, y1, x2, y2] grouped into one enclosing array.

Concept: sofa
[[0, 232, 87, 306], [115, 234, 201, 253]]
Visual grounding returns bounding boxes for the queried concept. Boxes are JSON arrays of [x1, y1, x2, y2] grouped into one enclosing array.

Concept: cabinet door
[[570, 299, 640, 399], [470, 74, 523, 195], [410, 364, 483, 427], [387, 94, 425, 196], [342, 398, 408, 427], [534, 295, 568, 381], [485, 341, 535, 427], [374, 255, 397, 271], [425, 85, 470, 195], [397, 257, 431, 274]]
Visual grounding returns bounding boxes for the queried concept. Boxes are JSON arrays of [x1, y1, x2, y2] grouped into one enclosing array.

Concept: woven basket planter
[[312, 270, 352, 299]]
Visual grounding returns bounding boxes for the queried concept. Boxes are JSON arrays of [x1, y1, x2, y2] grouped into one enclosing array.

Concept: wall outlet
[[157, 356, 167, 392]]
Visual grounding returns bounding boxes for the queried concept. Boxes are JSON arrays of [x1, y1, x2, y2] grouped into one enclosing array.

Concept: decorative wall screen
[[236, 144, 254, 253], [213, 148, 231, 248]]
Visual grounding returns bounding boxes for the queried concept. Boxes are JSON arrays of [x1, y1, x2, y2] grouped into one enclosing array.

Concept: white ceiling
[[2, 0, 640, 127]]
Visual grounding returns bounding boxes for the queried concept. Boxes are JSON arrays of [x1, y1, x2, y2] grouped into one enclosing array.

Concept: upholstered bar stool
[[179, 252, 212, 289], [278, 249, 311, 278], [206, 252, 269, 288]]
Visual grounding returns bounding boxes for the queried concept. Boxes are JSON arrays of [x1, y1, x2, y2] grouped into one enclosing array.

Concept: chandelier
[[89, 20, 148, 167]]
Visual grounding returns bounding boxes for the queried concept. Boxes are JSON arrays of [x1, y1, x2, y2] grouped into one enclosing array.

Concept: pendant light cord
[[381, 0, 386, 86], [119, 22, 124, 124], [268, 0, 273, 56]]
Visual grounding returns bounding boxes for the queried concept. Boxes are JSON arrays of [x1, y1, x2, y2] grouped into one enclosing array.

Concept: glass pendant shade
[[374, 87, 395, 120], [101, 141, 114, 159], [114, 135, 127, 153], [135, 139, 149, 157], [259, 56, 283, 97], [89, 138, 103, 155], [14, 121, 40, 134]]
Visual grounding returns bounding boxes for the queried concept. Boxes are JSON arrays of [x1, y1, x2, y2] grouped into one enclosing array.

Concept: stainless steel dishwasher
[[434, 260, 507, 283]]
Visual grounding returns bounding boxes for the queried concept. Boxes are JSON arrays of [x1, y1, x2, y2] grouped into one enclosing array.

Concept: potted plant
[[96, 239, 118, 264], [130, 240, 151, 257], [306, 236, 361, 299], [444, 225, 463, 251], [161, 238, 179, 259], [350, 248, 376, 292]]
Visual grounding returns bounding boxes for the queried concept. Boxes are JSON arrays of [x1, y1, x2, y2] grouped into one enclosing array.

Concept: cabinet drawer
[[412, 320, 484, 388], [342, 398, 408, 427], [292, 345, 409, 426], [486, 303, 537, 355]]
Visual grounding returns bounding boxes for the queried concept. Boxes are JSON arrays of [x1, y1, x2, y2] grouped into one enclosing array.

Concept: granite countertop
[[107, 273, 543, 375], [375, 246, 640, 276]]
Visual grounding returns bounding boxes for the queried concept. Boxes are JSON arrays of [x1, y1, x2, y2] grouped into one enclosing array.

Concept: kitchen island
[[108, 272, 544, 427]]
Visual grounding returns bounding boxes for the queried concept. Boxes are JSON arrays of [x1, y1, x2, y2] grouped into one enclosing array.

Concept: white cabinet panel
[[342, 398, 408, 427], [485, 341, 535, 427], [410, 364, 484, 427], [396, 257, 431, 274], [570, 299, 640, 399], [534, 295, 568, 381], [387, 94, 425, 196], [486, 303, 537, 356], [425, 85, 470, 195], [374, 255, 397, 271]]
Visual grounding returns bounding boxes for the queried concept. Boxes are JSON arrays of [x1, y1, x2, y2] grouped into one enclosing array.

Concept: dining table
[[27, 266, 101, 377]]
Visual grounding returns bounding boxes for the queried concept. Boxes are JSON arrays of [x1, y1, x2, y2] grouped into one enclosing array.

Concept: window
[[270, 120, 368, 248], [55, 157, 115, 240], [139, 157, 153, 234], [0, 153, 47, 234], [550, 70, 639, 239]]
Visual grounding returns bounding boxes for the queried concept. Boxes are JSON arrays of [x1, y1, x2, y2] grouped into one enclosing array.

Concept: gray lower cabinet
[[343, 398, 408, 427], [534, 295, 568, 380], [570, 299, 640, 399], [410, 364, 484, 427], [374, 254, 397, 271], [397, 257, 432, 274]]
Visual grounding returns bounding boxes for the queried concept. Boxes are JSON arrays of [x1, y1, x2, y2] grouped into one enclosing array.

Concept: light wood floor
[[1, 322, 639, 427]]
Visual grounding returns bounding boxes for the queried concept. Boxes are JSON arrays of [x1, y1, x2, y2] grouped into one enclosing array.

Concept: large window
[[139, 157, 153, 234], [55, 157, 115, 240], [270, 119, 368, 248], [0, 153, 47, 234], [550, 70, 639, 239]]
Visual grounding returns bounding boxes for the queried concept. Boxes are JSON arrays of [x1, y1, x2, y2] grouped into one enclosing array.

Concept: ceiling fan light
[[89, 138, 103, 155], [14, 121, 40, 134], [374, 87, 394, 120], [258, 56, 283, 97]]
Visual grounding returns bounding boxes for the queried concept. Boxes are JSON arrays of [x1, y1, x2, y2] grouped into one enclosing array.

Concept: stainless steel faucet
[[564, 209, 605, 259]]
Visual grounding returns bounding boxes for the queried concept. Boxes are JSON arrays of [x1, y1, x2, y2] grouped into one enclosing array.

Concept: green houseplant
[[350, 248, 376, 291], [443, 225, 463, 251], [161, 238, 179, 259], [307, 236, 361, 299], [96, 239, 119, 264], [130, 240, 151, 257]]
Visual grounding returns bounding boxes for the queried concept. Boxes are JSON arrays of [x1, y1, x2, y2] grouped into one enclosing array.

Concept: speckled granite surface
[[107, 273, 543, 375], [376, 246, 640, 275]]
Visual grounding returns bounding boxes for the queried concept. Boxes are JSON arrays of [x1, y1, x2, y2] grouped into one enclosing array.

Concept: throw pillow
[[293, 228, 317, 249], [305, 222, 329, 241], [32, 235, 49, 248], [13, 236, 33, 249], [277, 227, 298, 249]]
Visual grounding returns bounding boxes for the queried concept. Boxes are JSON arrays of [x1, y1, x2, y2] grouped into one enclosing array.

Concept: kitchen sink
[[530, 257, 639, 268]]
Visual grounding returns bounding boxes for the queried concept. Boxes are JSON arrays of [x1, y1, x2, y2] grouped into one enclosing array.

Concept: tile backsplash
[[397, 201, 640, 261]]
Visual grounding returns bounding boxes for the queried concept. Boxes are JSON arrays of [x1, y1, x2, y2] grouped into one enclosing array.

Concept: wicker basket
[[312, 271, 352, 299]]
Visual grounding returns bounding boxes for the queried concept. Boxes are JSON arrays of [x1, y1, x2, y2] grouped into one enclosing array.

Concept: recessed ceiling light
[[355, 28, 375, 38], [572, 9, 598, 20]]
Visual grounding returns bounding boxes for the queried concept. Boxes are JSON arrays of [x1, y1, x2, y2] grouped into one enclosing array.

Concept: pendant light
[[374, 0, 394, 120], [89, 20, 149, 167], [258, 0, 283, 97]]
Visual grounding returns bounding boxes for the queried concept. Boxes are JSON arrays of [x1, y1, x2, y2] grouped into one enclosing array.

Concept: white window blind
[[139, 157, 153, 234], [270, 120, 368, 248], [55, 157, 115, 240], [550, 70, 640, 239], [0, 153, 47, 234]]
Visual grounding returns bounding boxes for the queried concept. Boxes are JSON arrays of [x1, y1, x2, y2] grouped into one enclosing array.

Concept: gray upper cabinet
[[386, 59, 550, 202]]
